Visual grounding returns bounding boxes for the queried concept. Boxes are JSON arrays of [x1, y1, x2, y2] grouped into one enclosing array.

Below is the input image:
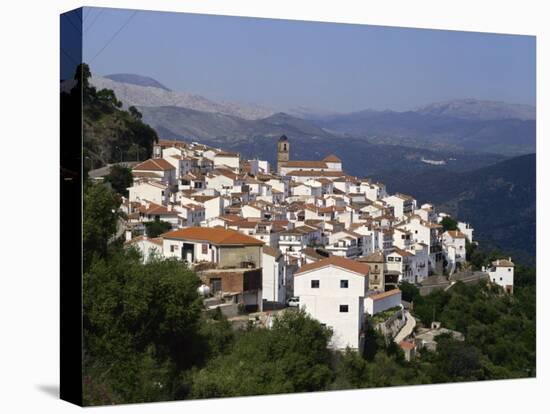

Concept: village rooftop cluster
[[105, 135, 515, 353]]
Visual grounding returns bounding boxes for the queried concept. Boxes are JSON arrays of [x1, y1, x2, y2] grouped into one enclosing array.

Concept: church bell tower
[[277, 135, 289, 175]]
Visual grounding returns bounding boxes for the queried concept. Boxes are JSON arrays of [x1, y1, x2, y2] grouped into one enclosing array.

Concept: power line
[[84, 8, 104, 34], [61, 48, 79, 66], [64, 13, 82, 35], [89, 10, 138, 63]]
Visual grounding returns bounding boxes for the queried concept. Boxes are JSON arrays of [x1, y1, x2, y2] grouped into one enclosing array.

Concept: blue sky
[[81, 7, 536, 112]]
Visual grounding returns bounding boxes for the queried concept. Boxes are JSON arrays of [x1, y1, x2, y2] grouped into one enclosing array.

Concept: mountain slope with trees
[[378, 153, 536, 264], [75, 65, 159, 169]]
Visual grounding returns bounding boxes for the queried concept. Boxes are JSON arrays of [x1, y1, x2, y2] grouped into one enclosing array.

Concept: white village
[[97, 134, 516, 357]]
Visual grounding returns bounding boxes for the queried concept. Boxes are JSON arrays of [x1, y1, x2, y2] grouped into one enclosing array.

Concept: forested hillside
[[378, 154, 536, 265], [71, 64, 159, 169]]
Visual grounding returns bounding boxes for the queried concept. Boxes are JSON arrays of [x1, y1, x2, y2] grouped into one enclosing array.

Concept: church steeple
[[277, 135, 289, 175]]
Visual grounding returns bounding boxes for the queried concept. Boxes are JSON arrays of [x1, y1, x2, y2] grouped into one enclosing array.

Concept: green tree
[[83, 182, 120, 269], [440, 216, 458, 232], [83, 251, 204, 404], [145, 219, 172, 238], [398, 281, 421, 303], [104, 165, 133, 196], [129, 106, 143, 120], [190, 310, 334, 398]]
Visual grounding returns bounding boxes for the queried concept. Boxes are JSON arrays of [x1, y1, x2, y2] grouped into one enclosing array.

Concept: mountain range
[[90, 73, 535, 157]]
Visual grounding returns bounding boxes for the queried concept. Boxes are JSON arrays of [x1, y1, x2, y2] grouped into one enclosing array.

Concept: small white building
[[365, 289, 402, 316], [214, 152, 240, 171], [383, 193, 417, 219], [294, 256, 370, 350], [128, 181, 170, 206], [124, 234, 163, 263], [442, 230, 467, 264], [485, 258, 515, 294]]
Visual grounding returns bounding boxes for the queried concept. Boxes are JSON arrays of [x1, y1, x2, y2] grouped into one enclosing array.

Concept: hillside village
[[109, 134, 515, 355]]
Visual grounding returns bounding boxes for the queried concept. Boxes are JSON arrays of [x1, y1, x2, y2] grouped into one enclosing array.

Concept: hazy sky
[[81, 7, 536, 112]]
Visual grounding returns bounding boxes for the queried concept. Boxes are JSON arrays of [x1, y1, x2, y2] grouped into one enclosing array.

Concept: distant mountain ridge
[[90, 75, 275, 120], [414, 98, 535, 121], [88, 73, 536, 157], [309, 107, 535, 156], [104, 73, 172, 91]]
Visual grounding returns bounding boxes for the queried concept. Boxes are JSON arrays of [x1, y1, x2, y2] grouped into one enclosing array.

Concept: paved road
[[394, 310, 416, 343]]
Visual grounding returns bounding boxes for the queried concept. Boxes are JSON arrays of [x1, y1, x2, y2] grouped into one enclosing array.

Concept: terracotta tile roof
[[302, 247, 331, 261], [391, 247, 414, 257], [162, 226, 263, 246], [399, 340, 416, 351], [157, 139, 188, 148], [286, 170, 345, 178], [139, 203, 179, 216], [283, 160, 328, 169], [132, 171, 163, 178], [368, 288, 401, 301], [124, 235, 163, 246], [133, 158, 175, 171], [446, 230, 466, 239], [215, 152, 239, 157], [492, 258, 515, 267], [358, 251, 385, 263], [263, 245, 282, 258], [323, 154, 341, 162], [295, 256, 370, 276]]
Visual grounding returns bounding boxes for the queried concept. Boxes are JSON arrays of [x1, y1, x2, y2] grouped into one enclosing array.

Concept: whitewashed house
[[128, 181, 170, 206], [365, 289, 402, 316], [124, 234, 163, 263], [214, 152, 240, 171], [442, 230, 467, 264], [485, 258, 515, 294], [132, 158, 176, 185], [383, 193, 417, 219], [294, 256, 370, 350]]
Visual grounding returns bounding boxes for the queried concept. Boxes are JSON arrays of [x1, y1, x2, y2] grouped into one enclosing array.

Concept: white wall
[[365, 291, 402, 315], [262, 252, 286, 303], [294, 266, 367, 349]]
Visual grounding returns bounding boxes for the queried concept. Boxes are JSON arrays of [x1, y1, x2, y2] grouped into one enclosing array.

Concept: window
[[508, 268, 511, 272], [500, 277, 503, 281], [340, 280, 349, 288], [339, 305, 349, 313], [395, 257, 402, 262], [388, 257, 394, 262], [170, 245, 178, 252], [311, 280, 320, 288], [210, 278, 222, 293]]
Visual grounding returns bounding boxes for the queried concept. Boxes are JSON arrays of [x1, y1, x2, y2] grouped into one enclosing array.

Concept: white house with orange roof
[[383, 193, 417, 219], [214, 151, 240, 171], [326, 231, 363, 258], [124, 234, 163, 263], [386, 248, 414, 283], [365, 289, 402, 316], [484, 258, 515, 294], [132, 158, 176, 185], [442, 230, 467, 265], [322, 154, 342, 171], [128, 180, 171, 206], [294, 256, 369, 350]]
